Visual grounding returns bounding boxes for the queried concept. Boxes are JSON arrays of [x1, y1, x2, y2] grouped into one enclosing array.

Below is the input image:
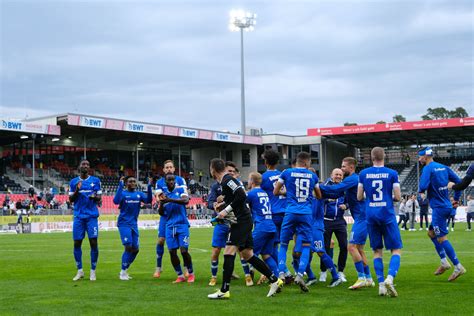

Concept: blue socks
[[156, 244, 164, 268], [297, 246, 311, 276], [187, 262, 194, 274], [129, 250, 138, 265], [90, 246, 98, 270], [321, 253, 339, 279], [73, 246, 82, 269], [388, 254, 401, 278], [272, 244, 279, 266], [441, 240, 460, 265], [364, 264, 373, 280], [241, 259, 250, 276], [121, 251, 132, 270], [292, 253, 300, 273], [173, 264, 183, 277], [374, 257, 384, 282], [430, 237, 446, 259], [354, 260, 365, 278], [278, 243, 289, 273], [264, 257, 279, 276], [211, 260, 218, 277]]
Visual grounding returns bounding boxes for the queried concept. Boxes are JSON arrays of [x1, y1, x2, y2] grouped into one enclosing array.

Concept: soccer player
[[357, 147, 403, 297], [159, 173, 195, 283], [247, 172, 279, 278], [319, 168, 348, 283], [208, 161, 253, 286], [319, 157, 374, 289], [261, 150, 293, 283], [418, 147, 466, 280], [273, 152, 322, 292], [153, 160, 188, 278], [69, 160, 102, 281], [207, 158, 283, 299], [113, 176, 153, 280]]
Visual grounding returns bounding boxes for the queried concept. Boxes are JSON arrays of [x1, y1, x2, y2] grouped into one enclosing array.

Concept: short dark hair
[[296, 151, 311, 164], [263, 150, 280, 166], [342, 157, 357, 167], [225, 161, 237, 169], [291, 158, 297, 166], [211, 158, 226, 173]]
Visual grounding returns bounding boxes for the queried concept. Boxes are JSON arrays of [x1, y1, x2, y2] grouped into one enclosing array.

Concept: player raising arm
[[357, 147, 402, 297], [113, 176, 153, 280]]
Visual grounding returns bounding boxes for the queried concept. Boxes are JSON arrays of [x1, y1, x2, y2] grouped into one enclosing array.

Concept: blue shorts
[[212, 223, 229, 248], [166, 225, 190, 250], [158, 216, 167, 238], [73, 217, 98, 241], [118, 225, 139, 248], [280, 213, 313, 244], [272, 213, 285, 243], [253, 230, 276, 256], [431, 208, 452, 237], [294, 227, 325, 253], [367, 217, 403, 250], [349, 219, 367, 245]]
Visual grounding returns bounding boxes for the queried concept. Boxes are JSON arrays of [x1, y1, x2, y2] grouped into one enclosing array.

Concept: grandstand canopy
[[0, 120, 61, 145], [308, 117, 474, 147]]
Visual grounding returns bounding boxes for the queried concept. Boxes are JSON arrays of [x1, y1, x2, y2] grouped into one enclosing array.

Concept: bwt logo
[[215, 133, 229, 141], [128, 123, 144, 131], [182, 129, 196, 137], [2, 120, 22, 130], [84, 118, 103, 127]]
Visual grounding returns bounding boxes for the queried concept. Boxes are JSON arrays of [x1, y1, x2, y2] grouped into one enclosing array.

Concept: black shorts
[[227, 221, 253, 251]]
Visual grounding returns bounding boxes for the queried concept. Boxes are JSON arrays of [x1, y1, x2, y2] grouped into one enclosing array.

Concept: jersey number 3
[[372, 180, 383, 201]]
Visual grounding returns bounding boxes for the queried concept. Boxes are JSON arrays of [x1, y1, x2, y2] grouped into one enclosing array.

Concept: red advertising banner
[[308, 117, 474, 136]]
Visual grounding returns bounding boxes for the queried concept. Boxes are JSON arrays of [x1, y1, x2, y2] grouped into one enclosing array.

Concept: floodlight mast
[[229, 10, 257, 135]]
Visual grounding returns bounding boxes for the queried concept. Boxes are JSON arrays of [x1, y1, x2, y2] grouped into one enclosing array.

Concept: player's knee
[[180, 247, 188, 255], [133, 248, 139, 255], [125, 245, 134, 253], [74, 240, 82, 248], [89, 238, 98, 249]]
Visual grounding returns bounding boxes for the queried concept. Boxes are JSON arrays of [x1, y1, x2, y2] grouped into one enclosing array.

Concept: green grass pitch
[[1, 227, 473, 315]]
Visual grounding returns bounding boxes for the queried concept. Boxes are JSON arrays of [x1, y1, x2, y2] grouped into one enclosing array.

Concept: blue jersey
[[419, 161, 461, 209], [156, 175, 187, 219], [358, 166, 399, 221], [247, 187, 276, 233], [321, 178, 346, 220], [312, 198, 325, 230], [261, 170, 287, 214], [69, 176, 102, 218], [114, 182, 153, 227], [467, 164, 474, 178], [320, 173, 365, 221], [162, 186, 189, 227], [278, 168, 319, 215]]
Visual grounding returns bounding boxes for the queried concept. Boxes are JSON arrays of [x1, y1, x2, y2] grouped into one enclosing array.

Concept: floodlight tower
[[229, 10, 256, 135]]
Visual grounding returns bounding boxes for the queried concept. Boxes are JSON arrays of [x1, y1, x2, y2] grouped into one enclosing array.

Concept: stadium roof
[[22, 113, 262, 146], [307, 117, 474, 147]]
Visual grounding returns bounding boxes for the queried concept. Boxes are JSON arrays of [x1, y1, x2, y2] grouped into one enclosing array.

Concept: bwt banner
[[80, 116, 105, 128], [1, 120, 61, 136], [125, 121, 163, 135], [213, 132, 243, 143], [180, 128, 198, 138]]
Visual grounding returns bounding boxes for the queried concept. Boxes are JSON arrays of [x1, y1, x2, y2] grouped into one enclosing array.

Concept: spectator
[[405, 154, 411, 167], [198, 170, 203, 183], [405, 194, 419, 231], [397, 196, 408, 230], [418, 193, 430, 231], [466, 195, 474, 232], [28, 185, 35, 198], [447, 197, 457, 232]]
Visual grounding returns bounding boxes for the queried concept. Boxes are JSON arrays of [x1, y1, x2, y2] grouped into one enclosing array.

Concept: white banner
[[80, 116, 105, 128]]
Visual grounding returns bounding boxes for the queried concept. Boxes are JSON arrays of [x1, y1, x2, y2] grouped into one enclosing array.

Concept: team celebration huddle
[[68, 146, 470, 299]]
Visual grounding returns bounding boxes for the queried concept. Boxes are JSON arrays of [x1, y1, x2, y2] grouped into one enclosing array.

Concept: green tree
[[393, 114, 406, 122], [449, 107, 469, 118], [344, 122, 358, 126], [421, 106, 469, 120], [376, 120, 386, 124]]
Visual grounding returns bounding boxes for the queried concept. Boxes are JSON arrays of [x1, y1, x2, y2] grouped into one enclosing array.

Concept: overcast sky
[[1, 0, 472, 135]]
